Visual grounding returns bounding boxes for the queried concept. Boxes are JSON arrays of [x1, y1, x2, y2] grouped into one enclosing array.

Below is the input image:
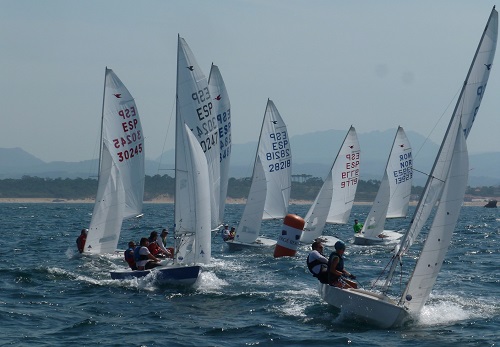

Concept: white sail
[[174, 36, 218, 264], [361, 127, 412, 239], [393, 8, 497, 259], [234, 99, 291, 244], [300, 126, 360, 243], [319, 8, 497, 328], [401, 124, 468, 313], [208, 64, 231, 227], [86, 68, 145, 254], [176, 124, 211, 265]]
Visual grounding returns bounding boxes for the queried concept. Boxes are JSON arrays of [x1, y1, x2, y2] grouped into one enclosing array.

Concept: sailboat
[[226, 99, 292, 250], [111, 36, 215, 284], [353, 126, 412, 245], [300, 126, 360, 247], [208, 63, 231, 229], [85, 68, 145, 255], [319, 7, 497, 328]]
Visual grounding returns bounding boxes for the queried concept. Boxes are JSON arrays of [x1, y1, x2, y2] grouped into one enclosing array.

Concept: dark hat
[[334, 241, 346, 251]]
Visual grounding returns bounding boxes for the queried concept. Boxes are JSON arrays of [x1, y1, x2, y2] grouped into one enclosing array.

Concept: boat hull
[[319, 284, 409, 328], [225, 236, 277, 251], [353, 230, 403, 245], [110, 265, 201, 286]]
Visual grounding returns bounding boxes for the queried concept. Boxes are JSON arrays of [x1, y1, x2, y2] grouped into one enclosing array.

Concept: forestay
[[235, 99, 291, 244], [300, 126, 360, 243], [86, 68, 145, 254]]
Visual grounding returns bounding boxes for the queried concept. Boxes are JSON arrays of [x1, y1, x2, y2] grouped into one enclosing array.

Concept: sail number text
[[393, 152, 412, 184], [112, 105, 144, 162], [218, 109, 231, 162], [266, 131, 291, 172], [341, 152, 360, 188], [192, 88, 218, 153]]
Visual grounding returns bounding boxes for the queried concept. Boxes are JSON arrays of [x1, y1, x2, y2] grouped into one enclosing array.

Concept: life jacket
[[124, 247, 137, 269], [148, 241, 161, 256], [328, 251, 344, 282], [76, 235, 86, 253], [306, 252, 328, 277], [134, 246, 149, 262]]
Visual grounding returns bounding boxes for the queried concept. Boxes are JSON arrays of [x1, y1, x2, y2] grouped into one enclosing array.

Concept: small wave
[[417, 293, 498, 326], [194, 271, 228, 292]]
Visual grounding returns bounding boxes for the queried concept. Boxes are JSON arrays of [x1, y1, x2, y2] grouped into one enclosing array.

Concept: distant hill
[[1, 129, 499, 187]]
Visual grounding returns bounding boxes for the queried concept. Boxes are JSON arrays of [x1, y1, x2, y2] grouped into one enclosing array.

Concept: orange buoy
[[273, 214, 305, 258]]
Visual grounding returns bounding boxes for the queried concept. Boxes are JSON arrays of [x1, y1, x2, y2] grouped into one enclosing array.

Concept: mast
[[173, 35, 181, 264], [97, 67, 108, 179]]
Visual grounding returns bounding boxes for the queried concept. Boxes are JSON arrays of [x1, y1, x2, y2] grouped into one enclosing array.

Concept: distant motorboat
[[484, 199, 497, 208]]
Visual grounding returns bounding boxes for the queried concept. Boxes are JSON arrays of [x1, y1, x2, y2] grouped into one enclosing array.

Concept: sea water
[[0, 203, 498, 346]]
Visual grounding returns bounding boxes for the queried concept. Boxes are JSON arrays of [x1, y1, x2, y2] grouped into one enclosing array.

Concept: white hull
[[225, 236, 277, 251], [353, 230, 403, 245], [319, 284, 409, 328]]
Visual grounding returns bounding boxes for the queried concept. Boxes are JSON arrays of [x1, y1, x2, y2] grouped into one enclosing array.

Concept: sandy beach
[[0, 197, 492, 207]]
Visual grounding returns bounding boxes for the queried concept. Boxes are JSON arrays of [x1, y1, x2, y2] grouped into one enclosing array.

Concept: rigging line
[[371, 254, 396, 291], [157, 97, 176, 175], [412, 86, 462, 161], [411, 167, 446, 184]]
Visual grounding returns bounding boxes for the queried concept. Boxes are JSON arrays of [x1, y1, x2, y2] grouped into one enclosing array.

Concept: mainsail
[[234, 99, 292, 244], [300, 126, 360, 244], [361, 127, 412, 239], [174, 36, 215, 264], [86, 68, 145, 254], [208, 64, 231, 228]]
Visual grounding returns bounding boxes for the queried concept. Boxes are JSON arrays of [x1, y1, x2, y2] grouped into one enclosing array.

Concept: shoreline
[[0, 197, 492, 207]]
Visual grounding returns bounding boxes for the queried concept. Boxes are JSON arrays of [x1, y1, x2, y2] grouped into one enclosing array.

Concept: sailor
[[306, 240, 329, 284], [76, 228, 87, 253], [135, 237, 161, 270], [327, 241, 357, 288], [353, 219, 363, 233], [148, 231, 169, 258], [124, 241, 138, 270], [221, 224, 230, 241]]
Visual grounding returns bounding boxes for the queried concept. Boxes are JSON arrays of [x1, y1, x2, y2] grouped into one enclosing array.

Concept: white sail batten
[[235, 99, 291, 244], [86, 68, 145, 254], [174, 36, 218, 264], [300, 126, 359, 243], [402, 125, 469, 313], [208, 64, 231, 227], [362, 127, 412, 239]]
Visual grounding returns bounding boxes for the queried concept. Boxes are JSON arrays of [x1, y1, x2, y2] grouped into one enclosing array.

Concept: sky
[[1, 0, 499, 163]]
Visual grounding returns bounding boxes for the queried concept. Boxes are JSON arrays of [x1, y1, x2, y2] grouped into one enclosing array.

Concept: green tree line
[[0, 175, 497, 201]]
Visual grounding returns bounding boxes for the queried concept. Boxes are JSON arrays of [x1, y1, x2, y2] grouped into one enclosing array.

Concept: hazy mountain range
[[1, 129, 498, 187]]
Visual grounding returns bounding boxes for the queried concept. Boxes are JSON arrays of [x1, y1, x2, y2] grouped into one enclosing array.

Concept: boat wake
[[417, 293, 498, 326]]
